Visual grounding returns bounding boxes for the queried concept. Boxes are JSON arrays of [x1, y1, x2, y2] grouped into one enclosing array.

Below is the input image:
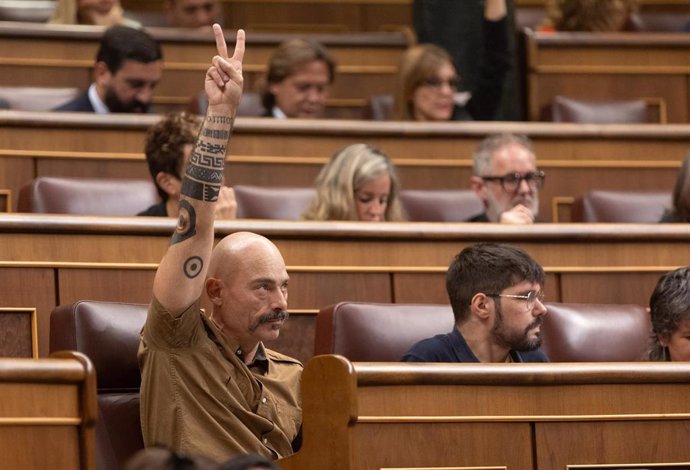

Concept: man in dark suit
[[54, 25, 162, 113]]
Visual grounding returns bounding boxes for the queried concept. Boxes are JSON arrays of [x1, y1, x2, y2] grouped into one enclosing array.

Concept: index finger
[[213, 23, 228, 59], [232, 29, 246, 63]]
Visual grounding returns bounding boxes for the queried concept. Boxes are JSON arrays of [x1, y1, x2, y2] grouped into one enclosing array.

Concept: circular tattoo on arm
[[170, 200, 197, 245], [183, 256, 204, 279]]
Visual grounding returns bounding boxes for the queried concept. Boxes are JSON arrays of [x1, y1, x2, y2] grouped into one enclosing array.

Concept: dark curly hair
[[145, 112, 201, 200], [648, 266, 690, 361]]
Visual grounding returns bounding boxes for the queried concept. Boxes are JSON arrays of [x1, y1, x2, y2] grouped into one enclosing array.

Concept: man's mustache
[[249, 310, 289, 332], [259, 310, 289, 324]]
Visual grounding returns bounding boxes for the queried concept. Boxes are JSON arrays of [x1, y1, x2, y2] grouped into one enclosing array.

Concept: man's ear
[[93, 61, 112, 86], [155, 172, 179, 197], [470, 175, 487, 199], [206, 277, 224, 306], [469, 292, 492, 320]]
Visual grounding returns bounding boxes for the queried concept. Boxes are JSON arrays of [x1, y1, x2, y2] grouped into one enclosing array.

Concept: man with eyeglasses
[[467, 133, 544, 224], [402, 242, 549, 363]]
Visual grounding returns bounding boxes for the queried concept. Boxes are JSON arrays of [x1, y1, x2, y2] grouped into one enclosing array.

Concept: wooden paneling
[[58, 269, 156, 306], [0, 268, 55, 358], [279, 356, 690, 469], [0, 214, 688, 361], [0, 308, 37, 358], [121, 0, 414, 33], [0, 352, 97, 470], [525, 30, 690, 123]]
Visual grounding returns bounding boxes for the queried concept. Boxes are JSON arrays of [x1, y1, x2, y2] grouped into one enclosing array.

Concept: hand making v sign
[[206, 24, 245, 112]]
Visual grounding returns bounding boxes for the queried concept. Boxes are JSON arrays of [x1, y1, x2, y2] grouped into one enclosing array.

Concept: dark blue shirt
[[401, 327, 549, 363]]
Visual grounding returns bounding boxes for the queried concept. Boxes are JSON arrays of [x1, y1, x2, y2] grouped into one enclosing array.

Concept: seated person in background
[[54, 25, 161, 113], [49, 0, 140, 27], [660, 153, 690, 223], [392, 0, 509, 121], [165, 0, 222, 29], [647, 266, 690, 362], [302, 143, 405, 222], [138, 112, 236, 218], [402, 242, 549, 363], [139, 25, 302, 461], [467, 133, 544, 224], [261, 39, 336, 118], [540, 0, 641, 32]]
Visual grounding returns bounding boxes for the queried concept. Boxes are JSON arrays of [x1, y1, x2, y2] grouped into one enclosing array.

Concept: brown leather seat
[[17, 176, 159, 216], [234, 185, 315, 220], [571, 190, 671, 222], [315, 302, 454, 361], [550, 95, 655, 124], [0, 86, 79, 111], [50, 300, 147, 470], [0, 0, 55, 22], [541, 302, 650, 362], [315, 301, 651, 362], [400, 189, 484, 222], [365, 94, 394, 120]]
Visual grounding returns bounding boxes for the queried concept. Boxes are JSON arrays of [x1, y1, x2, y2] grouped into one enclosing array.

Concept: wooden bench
[[0, 21, 410, 117], [1, 213, 687, 359], [524, 29, 690, 123], [1, 111, 687, 221], [0, 351, 97, 470], [280, 355, 690, 469]]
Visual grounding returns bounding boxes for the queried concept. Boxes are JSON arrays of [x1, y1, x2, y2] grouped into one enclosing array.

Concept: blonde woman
[[49, 0, 140, 27], [303, 144, 405, 222]]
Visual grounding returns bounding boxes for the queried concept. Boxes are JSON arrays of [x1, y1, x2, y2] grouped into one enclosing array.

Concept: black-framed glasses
[[486, 290, 545, 310], [481, 170, 545, 192], [421, 77, 460, 91]]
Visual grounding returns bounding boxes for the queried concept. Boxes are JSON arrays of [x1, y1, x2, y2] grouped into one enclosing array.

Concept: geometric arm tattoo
[[180, 115, 232, 202]]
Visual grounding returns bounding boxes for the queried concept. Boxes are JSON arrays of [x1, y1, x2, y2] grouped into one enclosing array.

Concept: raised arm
[[153, 25, 245, 315]]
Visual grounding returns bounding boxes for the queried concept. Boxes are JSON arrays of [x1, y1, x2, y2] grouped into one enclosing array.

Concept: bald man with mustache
[[138, 25, 302, 462]]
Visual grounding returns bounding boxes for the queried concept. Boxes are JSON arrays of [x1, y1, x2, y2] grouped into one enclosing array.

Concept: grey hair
[[472, 134, 535, 176]]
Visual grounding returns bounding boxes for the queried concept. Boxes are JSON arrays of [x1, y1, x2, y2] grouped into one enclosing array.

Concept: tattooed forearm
[[171, 200, 197, 245], [180, 113, 232, 202], [183, 256, 204, 279], [201, 128, 230, 140], [181, 139, 226, 201], [206, 115, 233, 124]]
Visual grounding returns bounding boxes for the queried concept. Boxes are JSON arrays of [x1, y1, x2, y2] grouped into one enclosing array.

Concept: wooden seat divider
[[0, 351, 97, 470], [279, 355, 690, 469]]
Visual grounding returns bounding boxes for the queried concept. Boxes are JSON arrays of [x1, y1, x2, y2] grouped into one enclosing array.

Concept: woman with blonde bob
[[303, 144, 404, 222]]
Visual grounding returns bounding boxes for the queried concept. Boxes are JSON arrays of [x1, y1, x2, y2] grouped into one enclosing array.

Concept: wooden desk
[[525, 30, 690, 123], [1, 111, 688, 220], [280, 355, 690, 469], [0, 351, 97, 470], [0, 22, 409, 117], [0, 214, 686, 359]]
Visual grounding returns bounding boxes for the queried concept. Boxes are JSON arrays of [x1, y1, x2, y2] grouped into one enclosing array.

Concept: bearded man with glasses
[[467, 133, 544, 224], [402, 242, 549, 363]]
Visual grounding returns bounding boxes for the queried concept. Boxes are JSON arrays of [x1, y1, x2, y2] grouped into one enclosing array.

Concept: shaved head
[[208, 232, 284, 281]]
